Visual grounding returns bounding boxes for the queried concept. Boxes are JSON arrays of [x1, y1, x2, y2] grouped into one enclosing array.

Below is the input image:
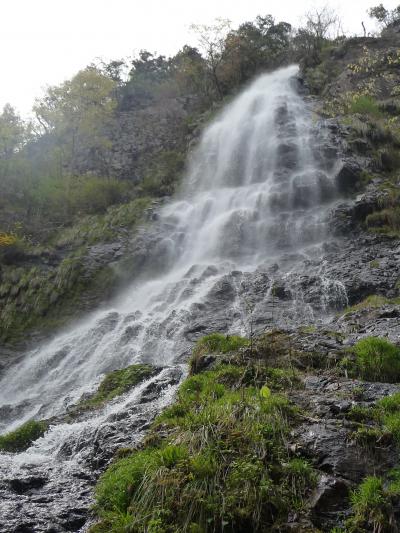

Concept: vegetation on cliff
[[90, 336, 314, 533], [89, 329, 400, 532], [72, 364, 157, 413]]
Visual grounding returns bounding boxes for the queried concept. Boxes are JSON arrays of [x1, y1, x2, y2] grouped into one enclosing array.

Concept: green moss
[[0, 420, 48, 452], [353, 336, 400, 382], [75, 364, 156, 411], [91, 358, 315, 532]]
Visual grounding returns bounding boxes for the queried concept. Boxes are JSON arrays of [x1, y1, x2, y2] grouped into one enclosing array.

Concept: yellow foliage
[[0, 233, 17, 248]]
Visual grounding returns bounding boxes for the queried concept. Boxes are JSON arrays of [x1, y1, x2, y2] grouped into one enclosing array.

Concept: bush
[[353, 336, 400, 382], [0, 420, 48, 452], [70, 177, 131, 214]]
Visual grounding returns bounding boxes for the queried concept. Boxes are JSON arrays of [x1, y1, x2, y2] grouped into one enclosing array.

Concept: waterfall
[[0, 66, 341, 531]]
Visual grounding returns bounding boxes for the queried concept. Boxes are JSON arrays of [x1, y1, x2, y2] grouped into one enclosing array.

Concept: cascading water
[[0, 65, 344, 531]]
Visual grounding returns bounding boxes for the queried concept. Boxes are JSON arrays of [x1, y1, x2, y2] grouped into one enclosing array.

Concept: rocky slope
[[1, 29, 400, 533]]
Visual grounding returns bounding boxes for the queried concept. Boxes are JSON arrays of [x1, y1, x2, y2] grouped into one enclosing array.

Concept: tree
[[190, 18, 231, 99], [368, 3, 400, 27], [0, 104, 26, 159], [171, 46, 210, 100], [33, 67, 117, 175], [294, 6, 340, 66], [221, 16, 292, 91], [120, 51, 172, 108]]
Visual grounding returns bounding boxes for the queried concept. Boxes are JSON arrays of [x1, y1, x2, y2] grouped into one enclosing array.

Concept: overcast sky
[[1, 0, 398, 117]]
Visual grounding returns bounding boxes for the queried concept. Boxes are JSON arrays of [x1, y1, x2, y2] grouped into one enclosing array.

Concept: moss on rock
[[0, 420, 48, 453], [73, 364, 157, 413]]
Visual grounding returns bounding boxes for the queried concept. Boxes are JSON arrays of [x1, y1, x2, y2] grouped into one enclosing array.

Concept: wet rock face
[[0, 367, 184, 533], [289, 371, 400, 530]]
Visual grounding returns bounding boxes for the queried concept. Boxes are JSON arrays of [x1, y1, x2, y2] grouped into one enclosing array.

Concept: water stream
[[0, 65, 344, 531]]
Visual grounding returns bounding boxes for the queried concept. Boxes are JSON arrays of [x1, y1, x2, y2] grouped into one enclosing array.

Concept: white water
[[0, 66, 340, 459]]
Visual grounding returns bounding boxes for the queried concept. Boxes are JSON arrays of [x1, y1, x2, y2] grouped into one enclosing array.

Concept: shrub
[[70, 177, 130, 214], [0, 420, 48, 452], [141, 150, 185, 197], [353, 336, 400, 382]]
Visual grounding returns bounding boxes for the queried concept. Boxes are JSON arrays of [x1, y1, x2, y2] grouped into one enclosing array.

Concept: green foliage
[[353, 336, 400, 382], [0, 420, 48, 452], [348, 95, 383, 118], [0, 197, 151, 342], [190, 332, 249, 373], [55, 196, 151, 247], [92, 360, 313, 532], [348, 476, 394, 532], [76, 364, 156, 411], [351, 426, 388, 448], [194, 332, 249, 354], [348, 392, 400, 446]]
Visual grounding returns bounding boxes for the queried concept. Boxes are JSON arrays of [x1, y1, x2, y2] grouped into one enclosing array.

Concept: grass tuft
[[353, 336, 400, 382]]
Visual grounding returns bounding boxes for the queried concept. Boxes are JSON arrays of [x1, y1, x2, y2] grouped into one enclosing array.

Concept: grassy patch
[[348, 392, 400, 446], [189, 332, 249, 374], [366, 206, 400, 237], [344, 295, 400, 315], [0, 420, 48, 452], [55, 196, 152, 247], [75, 364, 157, 412], [91, 357, 315, 532], [353, 336, 400, 382], [347, 475, 396, 532], [348, 95, 383, 118]]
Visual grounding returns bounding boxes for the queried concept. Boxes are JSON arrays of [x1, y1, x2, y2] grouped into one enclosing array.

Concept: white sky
[[1, 0, 398, 117]]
